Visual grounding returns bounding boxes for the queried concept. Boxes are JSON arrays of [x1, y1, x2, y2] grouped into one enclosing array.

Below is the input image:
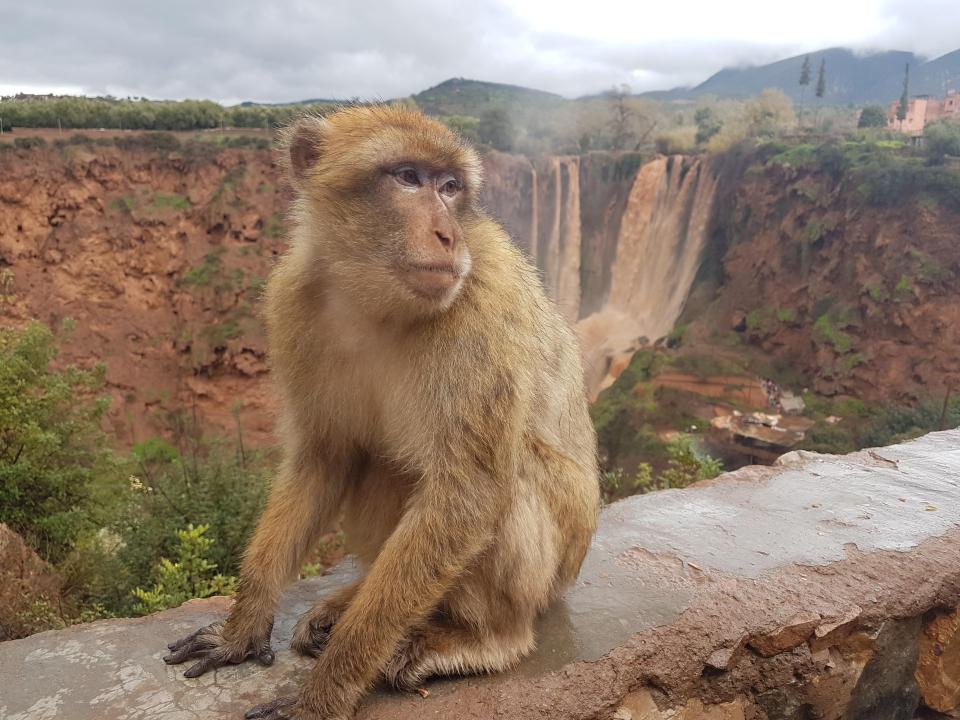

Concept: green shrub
[[132, 524, 237, 615], [0, 322, 122, 562], [813, 312, 855, 353], [924, 122, 960, 165], [658, 435, 723, 489]]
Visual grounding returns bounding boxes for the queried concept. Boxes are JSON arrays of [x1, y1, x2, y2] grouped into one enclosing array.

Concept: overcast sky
[[1, 0, 957, 103]]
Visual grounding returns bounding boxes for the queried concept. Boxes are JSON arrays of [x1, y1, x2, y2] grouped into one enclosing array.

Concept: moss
[[181, 249, 226, 288], [813, 312, 855, 353], [151, 193, 190, 211], [776, 308, 797, 323]]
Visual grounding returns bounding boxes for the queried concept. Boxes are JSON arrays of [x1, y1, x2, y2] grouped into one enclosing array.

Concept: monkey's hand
[[244, 696, 348, 720], [290, 603, 341, 658], [163, 619, 275, 678]]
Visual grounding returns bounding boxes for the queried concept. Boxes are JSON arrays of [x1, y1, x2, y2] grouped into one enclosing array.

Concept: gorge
[[1, 132, 958, 460]]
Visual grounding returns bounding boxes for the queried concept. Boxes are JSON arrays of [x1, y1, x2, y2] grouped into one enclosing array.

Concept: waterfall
[[577, 155, 717, 398], [482, 152, 718, 400]]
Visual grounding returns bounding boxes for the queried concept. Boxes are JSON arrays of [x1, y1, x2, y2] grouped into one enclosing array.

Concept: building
[[889, 90, 960, 135]]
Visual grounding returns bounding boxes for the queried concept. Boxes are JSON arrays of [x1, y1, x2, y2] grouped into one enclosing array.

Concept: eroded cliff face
[[0, 141, 722, 444], [683, 156, 960, 404], [6, 137, 952, 450], [0, 140, 286, 447]]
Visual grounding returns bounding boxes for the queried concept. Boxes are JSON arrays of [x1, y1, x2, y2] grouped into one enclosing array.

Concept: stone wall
[[1, 429, 959, 719]]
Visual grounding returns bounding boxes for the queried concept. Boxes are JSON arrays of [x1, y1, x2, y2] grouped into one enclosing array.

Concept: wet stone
[[0, 429, 958, 720]]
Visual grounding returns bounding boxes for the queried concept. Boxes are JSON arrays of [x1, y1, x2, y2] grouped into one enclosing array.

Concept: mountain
[[412, 78, 566, 116], [641, 47, 960, 105]]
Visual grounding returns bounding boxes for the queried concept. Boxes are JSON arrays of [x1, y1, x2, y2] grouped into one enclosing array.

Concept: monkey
[[163, 104, 600, 720]]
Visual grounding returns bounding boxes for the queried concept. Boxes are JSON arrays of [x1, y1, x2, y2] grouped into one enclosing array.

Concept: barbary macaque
[[164, 104, 600, 720]]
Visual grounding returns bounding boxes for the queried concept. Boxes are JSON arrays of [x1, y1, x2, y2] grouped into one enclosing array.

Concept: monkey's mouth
[[400, 262, 462, 299]]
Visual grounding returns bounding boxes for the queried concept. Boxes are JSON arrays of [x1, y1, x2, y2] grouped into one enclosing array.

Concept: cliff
[[2, 135, 959, 449]]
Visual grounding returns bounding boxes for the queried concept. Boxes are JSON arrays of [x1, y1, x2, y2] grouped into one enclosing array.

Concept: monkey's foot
[[382, 632, 431, 691], [163, 620, 274, 678], [290, 607, 338, 658]]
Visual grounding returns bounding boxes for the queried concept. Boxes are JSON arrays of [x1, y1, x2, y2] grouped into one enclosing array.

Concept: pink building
[[889, 90, 960, 135]]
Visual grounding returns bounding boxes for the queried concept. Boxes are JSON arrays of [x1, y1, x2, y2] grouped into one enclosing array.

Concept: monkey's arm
[[164, 456, 346, 677], [295, 463, 507, 718]]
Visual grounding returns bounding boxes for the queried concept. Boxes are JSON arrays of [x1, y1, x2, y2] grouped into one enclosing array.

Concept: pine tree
[[814, 59, 827, 128], [798, 56, 812, 125], [897, 63, 910, 129]]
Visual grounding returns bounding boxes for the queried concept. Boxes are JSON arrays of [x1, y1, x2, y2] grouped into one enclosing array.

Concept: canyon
[[1, 133, 958, 452]]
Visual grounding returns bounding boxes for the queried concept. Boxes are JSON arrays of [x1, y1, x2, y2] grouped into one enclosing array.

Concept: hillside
[[412, 78, 566, 116], [646, 47, 960, 105]]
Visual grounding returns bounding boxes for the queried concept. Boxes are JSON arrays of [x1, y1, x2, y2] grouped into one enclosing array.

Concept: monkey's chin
[[401, 269, 465, 309]]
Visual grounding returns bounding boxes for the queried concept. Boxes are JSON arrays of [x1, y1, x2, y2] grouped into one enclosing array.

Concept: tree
[[815, 59, 827, 100], [694, 107, 722, 145], [858, 105, 888, 128], [604, 84, 657, 151], [897, 63, 910, 128], [798, 55, 812, 124], [606, 84, 636, 150], [477, 107, 516, 152]]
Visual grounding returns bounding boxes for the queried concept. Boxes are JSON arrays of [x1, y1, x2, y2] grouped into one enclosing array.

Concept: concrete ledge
[[2, 430, 959, 719]]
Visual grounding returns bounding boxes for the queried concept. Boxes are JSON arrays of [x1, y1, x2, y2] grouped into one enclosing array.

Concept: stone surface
[[1, 430, 959, 719]]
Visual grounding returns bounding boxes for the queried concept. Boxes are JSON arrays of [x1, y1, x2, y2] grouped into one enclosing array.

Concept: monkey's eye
[[439, 177, 462, 197], [394, 168, 420, 187]]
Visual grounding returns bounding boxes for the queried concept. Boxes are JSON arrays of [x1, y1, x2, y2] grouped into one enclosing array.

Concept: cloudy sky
[[1, 0, 957, 103]]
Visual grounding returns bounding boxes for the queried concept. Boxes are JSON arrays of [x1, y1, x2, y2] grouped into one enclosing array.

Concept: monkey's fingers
[[165, 626, 206, 653], [244, 696, 296, 720], [183, 655, 227, 678]]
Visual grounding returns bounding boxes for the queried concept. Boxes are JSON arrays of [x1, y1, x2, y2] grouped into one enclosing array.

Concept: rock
[[749, 611, 821, 657], [1, 430, 959, 719], [846, 618, 923, 720], [705, 633, 749, 671], [0, 523, 62, 640], [916, 608, 960, 713]]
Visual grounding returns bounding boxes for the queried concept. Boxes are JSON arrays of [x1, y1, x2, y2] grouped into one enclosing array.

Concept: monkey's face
[[285, 106, 483, 319], [376, 163, 472, 308]]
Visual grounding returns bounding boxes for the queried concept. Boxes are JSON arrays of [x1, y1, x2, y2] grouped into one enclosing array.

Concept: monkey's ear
[[285, 117, 328, 185]]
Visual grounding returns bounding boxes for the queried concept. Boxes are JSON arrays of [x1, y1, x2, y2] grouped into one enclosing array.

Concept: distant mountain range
[[641, 47, 960, 105], [257, 46, 960, 112]]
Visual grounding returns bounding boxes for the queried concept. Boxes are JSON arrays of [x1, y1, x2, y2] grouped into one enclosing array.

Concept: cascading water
[[482, 152, 717, 399], [577, 155, 718, 397]]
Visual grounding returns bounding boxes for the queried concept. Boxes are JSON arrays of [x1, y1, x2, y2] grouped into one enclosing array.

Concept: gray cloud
[[1, 0, 957, 102]]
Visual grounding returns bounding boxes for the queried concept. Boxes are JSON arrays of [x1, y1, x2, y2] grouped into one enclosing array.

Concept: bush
[[132, 524, 237, 615], [0, 322, 122, 562], [658, 435, 723, 489], [111, 426, 269, 607], [857, 106, 888, 129], [924, 122, 960, 165], [655, 126, 697, 155]]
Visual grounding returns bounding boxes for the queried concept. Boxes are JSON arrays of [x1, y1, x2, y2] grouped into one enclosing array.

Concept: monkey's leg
[[248, 469, 502, 719], [383, 618, 535, 690], [290, 579, 361, 658], [164, 456, 346, 678]]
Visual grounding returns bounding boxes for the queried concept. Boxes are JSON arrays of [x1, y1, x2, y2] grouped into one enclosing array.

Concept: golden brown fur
[[164, 104, 599, 720]]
